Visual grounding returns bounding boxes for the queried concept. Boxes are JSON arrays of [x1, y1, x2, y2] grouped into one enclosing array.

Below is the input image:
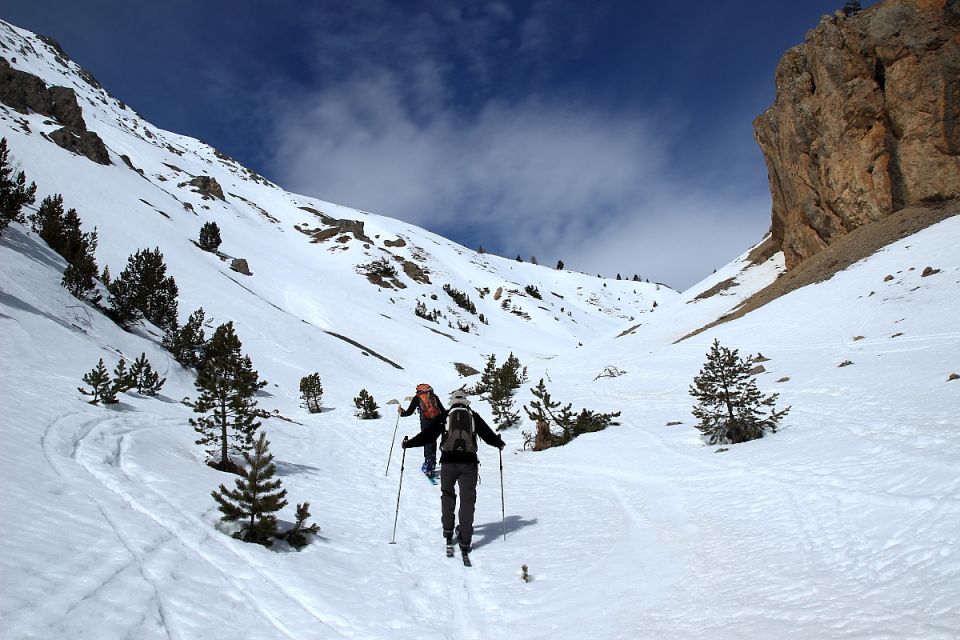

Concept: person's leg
[[421, 418, 436, 473], [456, 464, 479, 551], [439, 463, 457, 540]]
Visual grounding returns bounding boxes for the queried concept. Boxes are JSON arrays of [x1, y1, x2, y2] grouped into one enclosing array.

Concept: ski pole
[[386, 408, 401, 476], [499, 447, 506, 542], [389, 443, 407, 544]]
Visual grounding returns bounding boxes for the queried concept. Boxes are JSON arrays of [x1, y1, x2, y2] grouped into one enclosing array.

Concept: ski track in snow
[[32, 411, 346, 639]]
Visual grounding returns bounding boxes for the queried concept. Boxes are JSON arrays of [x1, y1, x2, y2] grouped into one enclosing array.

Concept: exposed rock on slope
[[679, 198, 960, 341], [754, 0, 960, 269], [0, 56, 110, 164]]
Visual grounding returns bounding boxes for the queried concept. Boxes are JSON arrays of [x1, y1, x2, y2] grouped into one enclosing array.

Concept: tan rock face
[[753, 0, 960, 269]]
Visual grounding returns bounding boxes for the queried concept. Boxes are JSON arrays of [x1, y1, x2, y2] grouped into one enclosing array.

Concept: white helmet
[[448, 390, 470, 407]]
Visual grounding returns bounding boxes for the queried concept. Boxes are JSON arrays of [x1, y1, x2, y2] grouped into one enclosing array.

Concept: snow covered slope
[[2, 19, 959, 640]]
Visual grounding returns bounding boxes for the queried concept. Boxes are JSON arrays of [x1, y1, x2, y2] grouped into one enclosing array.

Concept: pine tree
[[107, 247, 179, 330], [78, 358, 117, 405], [112, 357, 135, 394], [163, 307, 207, 369], [34, 197, 102, 302], [843, 0, 861, 16], [556, 259, 564, 270], [198, 221, 222, 252], [299, 373, 323, 413], [0, 138, 37, 236], [484, 353, 525, 430], [522, 378, 620, 449], [61, 255, 100, 302], [353, 389, 380, 419], [30, 194, 65, 241], [489, 385, 520, 430], [523, 379, 562, 450], [500, 352, 528, 388], [190, 322, 267, 471], [475, 354, 498, 397], [281, 502, 321, 550], [211, 431, 288, 546], [129, 352, 165, 396], [689, 339, 790, 445]]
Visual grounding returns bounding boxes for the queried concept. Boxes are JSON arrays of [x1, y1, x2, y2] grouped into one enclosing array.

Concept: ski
[[425, 471, 438, 485]]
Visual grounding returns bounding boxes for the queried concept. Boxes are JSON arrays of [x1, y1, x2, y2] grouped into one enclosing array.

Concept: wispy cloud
[[265, 1, 771, 291]]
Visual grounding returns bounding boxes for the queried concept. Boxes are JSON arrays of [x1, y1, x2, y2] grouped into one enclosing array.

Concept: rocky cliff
[[753, 0, 959, 269]]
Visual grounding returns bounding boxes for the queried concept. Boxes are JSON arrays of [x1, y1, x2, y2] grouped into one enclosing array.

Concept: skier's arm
[[399, 396, 418, 417], [473, 413, 505, 449], [404, 414, 445, 448]]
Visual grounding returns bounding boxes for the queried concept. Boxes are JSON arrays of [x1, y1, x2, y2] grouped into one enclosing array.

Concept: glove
[[498, 439, 506, 450], [401, 436, 409, 449]]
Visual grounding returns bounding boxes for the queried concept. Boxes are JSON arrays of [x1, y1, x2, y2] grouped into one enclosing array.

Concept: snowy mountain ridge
[[2, 17, 960, 640]]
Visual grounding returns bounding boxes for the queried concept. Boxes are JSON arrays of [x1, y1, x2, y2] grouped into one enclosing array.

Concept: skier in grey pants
[[402, 390, 505, 553]]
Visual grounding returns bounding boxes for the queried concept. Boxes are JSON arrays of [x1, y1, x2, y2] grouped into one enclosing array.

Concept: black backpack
[[441, 406, 477, 453]]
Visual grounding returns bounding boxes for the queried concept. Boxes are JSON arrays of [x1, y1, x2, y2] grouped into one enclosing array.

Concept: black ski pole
[[386, 408, 401, 476], [499, 447, 506, 542], [389, 443, 407, 544]]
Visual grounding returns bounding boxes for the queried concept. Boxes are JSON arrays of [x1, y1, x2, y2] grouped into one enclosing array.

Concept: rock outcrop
[[753, 0, 959, 269], [48, 126, 110, 165], [187, 176, 225, 201], [0, 56, 110, 165]]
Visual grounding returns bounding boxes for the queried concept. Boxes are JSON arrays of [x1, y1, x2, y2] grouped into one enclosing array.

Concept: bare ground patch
[[677, 199, 960, 342]]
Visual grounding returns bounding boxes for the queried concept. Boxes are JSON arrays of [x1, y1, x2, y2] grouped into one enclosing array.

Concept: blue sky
[[2, 1, 874, 290]]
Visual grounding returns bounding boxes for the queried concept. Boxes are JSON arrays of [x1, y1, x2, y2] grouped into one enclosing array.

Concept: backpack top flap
[[417, 388, 441, 419], [441, 406, 477, 453]]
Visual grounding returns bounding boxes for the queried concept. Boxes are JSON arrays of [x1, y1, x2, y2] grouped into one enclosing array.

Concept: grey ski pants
[[440, 462, 478, 549]]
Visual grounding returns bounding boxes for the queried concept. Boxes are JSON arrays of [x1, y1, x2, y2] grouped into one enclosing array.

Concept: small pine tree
[[0, 138, 37, 236], [556, 259, 564, 270], [30, 194, 65, 241], [211, 431, 288, 546], [489, 386, 520, 430], [79, 358, 117, 405], [843, 0, 861, 16], [354, 389, 380, 419], [62, 255, 100, 302], [515, 254, 523, 262], [190, 322, 267, 471], [112, 357, 135, 394], [487, 353, 526, 430], [523, 378, 620, 449], [198, 221, 222, 252], [163, 307, 207, 369], [689, 339, 790, 445], [281, 502, 321, 550], [129, 352, 165, 396], [299, 373, 323, 413], [100, 265, 111, 288], [475, 354, 498, 397], [500, 352, 528, 389], [108, 247, 179, 330]]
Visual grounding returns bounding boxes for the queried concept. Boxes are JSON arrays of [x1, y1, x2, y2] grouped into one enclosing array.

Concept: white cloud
[[264, 2, 772, 292]]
